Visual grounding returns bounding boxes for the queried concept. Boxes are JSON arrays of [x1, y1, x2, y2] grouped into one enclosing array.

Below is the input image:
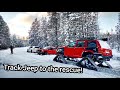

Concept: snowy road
[[0, 47, 120, 78]]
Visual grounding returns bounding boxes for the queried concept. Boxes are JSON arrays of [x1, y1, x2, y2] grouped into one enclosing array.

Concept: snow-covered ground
[[0, 47, 120, 78], [112, 49, 120, 60]]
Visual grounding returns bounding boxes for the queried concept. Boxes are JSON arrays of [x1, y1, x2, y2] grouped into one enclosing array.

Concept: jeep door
[[86, 40, 98, 53], [74, 41, 86, 58], [64, 41, 76, 58]]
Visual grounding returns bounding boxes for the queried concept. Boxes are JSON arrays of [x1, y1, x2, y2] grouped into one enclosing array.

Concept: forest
[[29, 12, 120, 51]]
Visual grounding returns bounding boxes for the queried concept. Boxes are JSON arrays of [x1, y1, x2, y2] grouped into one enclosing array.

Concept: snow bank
[[112, 49, 120, 60], [112, 49, 120, 57]]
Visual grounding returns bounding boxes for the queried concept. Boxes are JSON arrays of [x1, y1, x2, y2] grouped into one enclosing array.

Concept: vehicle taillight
[[105, 50, 110, 54]]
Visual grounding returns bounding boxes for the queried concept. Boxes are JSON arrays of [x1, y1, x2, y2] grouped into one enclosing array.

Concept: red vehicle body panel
[[47, 49, 57, 54], [98, 48, 112, 57], [42, 48, 57, 55], [96, 40, 112, 57]]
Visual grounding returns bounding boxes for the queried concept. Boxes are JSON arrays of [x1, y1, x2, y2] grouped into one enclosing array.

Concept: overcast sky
[[0, 12, 119, 37]]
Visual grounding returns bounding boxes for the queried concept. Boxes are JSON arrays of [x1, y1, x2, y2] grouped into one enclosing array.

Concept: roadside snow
[[112, 49, 120, 58]]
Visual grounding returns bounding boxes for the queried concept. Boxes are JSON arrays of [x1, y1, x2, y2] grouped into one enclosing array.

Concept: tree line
[[108, 13, 120, 51], [29, 12, 99, 48]]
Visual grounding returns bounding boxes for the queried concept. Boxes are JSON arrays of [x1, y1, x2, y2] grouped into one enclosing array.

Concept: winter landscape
[[0, 12, 120, 78]]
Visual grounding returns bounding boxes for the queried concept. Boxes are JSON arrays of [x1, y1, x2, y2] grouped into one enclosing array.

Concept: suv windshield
[[68, 42, 76, 47]]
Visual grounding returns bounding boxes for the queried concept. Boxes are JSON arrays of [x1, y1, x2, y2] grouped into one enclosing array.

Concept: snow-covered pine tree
[[10, 34, 17, 47], [29, 18, 40, 46], [53, 12, 99, 46], [67, 12, 80, 41], [10, 34, 24, 47], [115, 13, 120, 51], [89, 12, 99, 39], [107, 30, 112, 49], [47, 12, 61, 47], [46, 15, 54, 46], [28, 12, 99, 48], [17, 39, 24, 47], [0, 15, 10, 49], [80, 12, 99, 39], [38, 17, 48, 48], [58, 12, 70, 46], [60, 12, 99, 42], [58, 12, 83, 44]]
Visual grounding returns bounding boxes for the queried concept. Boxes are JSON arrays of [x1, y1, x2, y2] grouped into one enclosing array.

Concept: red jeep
[[63, 39, 112, 59], [54, 38, 113, 70]]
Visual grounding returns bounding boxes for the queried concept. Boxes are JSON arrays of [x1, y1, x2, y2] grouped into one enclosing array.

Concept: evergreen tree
[[10, 34, 24, 47], [48, 12, 60, 47], [29, 18, 40, 46], [58, 12, 99, 44], [38, 17, 48, 48], [28, 12, 99, 48], [0, 15, 10, 49], [115, 13, 120, 51]]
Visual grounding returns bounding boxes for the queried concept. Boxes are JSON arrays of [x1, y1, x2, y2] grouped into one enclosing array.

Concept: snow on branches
[[28, 12, 99, 47], [0, 15, 10, 49]]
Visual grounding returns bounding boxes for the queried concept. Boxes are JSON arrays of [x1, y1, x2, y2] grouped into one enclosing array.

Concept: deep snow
[[0, 47, 120, 78]]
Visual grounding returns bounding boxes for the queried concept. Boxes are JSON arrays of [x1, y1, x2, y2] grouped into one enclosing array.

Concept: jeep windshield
[[68, 41, 76, 47], [98, 40, 111, 49]]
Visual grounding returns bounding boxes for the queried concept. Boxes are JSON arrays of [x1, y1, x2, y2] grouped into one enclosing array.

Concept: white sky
[[0, 12, 48, 37], [0, 12, 119, 37]]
